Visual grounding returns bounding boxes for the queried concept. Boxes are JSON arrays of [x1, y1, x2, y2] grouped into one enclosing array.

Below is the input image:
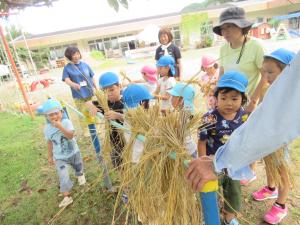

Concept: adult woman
[[155, 27, 182, 80], [213, 7, 267, 184], [62, 46, 97, 134], [213, 7, 266, 113]]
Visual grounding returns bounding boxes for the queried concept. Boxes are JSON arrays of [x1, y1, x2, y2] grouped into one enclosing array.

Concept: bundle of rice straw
[[263, 146, 294, 188], [116, 104, 204, 225], [94, 89, 115, 160]]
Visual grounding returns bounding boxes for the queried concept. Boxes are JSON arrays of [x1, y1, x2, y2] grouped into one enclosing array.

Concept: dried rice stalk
[[117, 104, 204, 225], [263, 147, 294, 188], [94, 89, 113, 160], [120, 70, 132, 83]]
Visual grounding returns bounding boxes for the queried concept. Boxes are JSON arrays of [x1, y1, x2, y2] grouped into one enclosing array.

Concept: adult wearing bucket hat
[[215, 7, 266, 113], [215, 7, 267, 183]]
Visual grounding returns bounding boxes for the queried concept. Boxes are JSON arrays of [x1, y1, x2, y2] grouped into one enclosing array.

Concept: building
[[13, 0, 300, 63], [250, 22, 271, 39]]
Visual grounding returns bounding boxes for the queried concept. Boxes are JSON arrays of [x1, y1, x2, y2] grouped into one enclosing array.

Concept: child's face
[[141, 72, 148, 82], [158, 66, 170, 77], [262, 60, 282, 85], [105, 84, 121, 102], [171, 96, 183, 109], [216, 90, 242, 116], [204, 66, 216, 76], [47, 110, 63, 122], [159, 33, 169, 45]]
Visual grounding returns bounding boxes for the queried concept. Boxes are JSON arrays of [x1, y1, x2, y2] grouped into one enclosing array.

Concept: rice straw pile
[[117, 104, 204, 225], [263, 147, 294, 188]]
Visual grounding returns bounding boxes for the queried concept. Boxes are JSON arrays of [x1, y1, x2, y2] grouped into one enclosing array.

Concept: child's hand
[[51, 120, 63, 129], [105, 110, 121, 120]]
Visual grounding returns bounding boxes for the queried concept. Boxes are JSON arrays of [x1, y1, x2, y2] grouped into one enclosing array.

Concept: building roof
[[273, 11, 300, 20]]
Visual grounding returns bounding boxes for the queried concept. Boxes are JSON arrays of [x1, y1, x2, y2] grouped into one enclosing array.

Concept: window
[[49, 43, 77, 60], [257, 17, 264, 23], [111, 37, 119, 50], [170, 26, 181, 46]]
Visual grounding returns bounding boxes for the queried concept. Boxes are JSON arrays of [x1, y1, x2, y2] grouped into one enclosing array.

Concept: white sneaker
[[78, 174, 86, 186], [59, 196, 73, 208]]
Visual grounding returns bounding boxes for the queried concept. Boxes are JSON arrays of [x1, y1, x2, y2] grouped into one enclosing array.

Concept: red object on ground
[[30, 79, 50, 92]]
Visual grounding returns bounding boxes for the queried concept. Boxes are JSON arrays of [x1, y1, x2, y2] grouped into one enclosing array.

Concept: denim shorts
[[55, 152, 84, 193]]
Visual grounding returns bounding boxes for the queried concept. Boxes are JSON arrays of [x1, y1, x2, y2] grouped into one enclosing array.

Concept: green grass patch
[[0, 112, 128, 225], [1, 112, 300, 224]]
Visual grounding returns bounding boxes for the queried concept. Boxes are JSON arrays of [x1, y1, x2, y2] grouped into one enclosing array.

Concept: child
[[41, 99, 86, 208], [122, 84, 153, 163], [154, 55, 177, 112], [167, 83, 198, 159], [199, 54, 219, 110], [198, 71, 249, 225], [252, 48, 296, 225], [85, 72, 125, 168], [129, 65, 158, 93]]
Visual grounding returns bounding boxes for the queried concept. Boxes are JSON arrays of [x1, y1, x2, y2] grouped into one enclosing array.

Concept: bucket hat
[[213, 7, 253, 36], [99, 72, 120, 89], [264, 48, 296, 65], [201, 54, 218, 68], [217, 71, 248, 93], [141, 66, 157, 83], [156, 55, 175, 76], [123, 84, 154, 108]]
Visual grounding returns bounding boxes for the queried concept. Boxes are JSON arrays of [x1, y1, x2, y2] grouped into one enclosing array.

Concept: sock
[[275, 202, 286, 209], [267, 186, 276, 192]]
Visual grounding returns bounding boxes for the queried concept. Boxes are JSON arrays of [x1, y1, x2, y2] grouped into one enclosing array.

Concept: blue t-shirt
[[44, 119, 80, 160], [62, 61, 95, 99], [199, 108, 248, 156]]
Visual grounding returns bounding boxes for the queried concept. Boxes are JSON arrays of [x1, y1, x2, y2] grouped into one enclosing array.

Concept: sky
[[5, 0, 200, 35]]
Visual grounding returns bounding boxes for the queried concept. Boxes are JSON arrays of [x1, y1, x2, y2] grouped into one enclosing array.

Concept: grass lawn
[[0, 112, 299, 225], [0, 112, 127, 225]]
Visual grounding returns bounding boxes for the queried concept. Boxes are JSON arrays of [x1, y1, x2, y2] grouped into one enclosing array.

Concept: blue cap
[[99, 72, 120, 88], [38, 99, 63, 114], [167, 83, 195, 112], [217, 71, 248, 93], [264, 48, 296, 65], [123, 84, 153, 108], [156, 55, 175, 76]]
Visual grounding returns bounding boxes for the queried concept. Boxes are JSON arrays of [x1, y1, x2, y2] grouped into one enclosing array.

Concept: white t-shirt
[[158, 77, 176, 110], [142, 82, 157, 94]]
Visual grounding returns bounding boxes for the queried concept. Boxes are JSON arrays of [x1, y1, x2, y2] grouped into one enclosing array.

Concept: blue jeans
[[55, 152, 83, 193]]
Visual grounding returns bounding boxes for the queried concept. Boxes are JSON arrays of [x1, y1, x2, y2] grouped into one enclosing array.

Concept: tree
[[107, 0, 129, 12], [181, 0, 239, 13], [0, 0, 57, 12]]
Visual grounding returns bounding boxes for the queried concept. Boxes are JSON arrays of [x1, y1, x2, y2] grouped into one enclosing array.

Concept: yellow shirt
[[220, 38, 265, 97]]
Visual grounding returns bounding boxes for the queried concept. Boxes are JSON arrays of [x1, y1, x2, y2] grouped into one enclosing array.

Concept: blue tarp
[[273, 11, 300, 20]]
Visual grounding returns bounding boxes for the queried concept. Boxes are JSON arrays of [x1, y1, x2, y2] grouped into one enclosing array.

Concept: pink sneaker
[[264, 204, 287, 224], [240, 175, 257, 186], [252, 186, 278, 201]]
